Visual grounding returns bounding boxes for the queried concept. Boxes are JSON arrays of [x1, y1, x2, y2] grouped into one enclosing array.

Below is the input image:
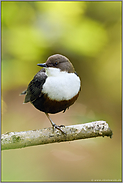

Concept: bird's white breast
[[42, 68, 81, 101]]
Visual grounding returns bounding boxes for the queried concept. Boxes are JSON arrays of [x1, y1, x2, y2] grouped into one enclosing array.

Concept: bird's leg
[[45, 113, 66, 135]]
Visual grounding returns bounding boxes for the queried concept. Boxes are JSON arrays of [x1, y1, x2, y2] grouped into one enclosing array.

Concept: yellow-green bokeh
[[1, 1, 121, 182]]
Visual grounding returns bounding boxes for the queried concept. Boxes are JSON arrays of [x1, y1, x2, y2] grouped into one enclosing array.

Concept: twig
[[1, 121, 113, 150]]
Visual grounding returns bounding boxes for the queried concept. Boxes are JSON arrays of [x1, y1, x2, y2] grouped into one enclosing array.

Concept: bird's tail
[[19, 90, 27, 96]]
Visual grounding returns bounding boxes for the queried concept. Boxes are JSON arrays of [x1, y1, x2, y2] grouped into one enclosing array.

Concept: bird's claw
[[52, 124, 66, 135]]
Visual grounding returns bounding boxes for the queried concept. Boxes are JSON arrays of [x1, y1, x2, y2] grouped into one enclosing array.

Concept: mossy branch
[[1, 121, 112, 150]]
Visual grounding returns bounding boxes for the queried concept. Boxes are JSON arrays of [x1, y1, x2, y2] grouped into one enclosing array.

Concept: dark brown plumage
[[20, 54, 81, 134]]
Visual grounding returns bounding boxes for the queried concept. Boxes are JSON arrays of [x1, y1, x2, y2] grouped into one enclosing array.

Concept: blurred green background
[[1, 1, 121, 182]]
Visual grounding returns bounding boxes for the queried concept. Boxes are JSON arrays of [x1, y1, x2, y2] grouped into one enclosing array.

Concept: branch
[[1, 121, 113, 150]]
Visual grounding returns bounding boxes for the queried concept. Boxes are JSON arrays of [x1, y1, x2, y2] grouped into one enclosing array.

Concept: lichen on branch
[[1, 121, 112, 150]]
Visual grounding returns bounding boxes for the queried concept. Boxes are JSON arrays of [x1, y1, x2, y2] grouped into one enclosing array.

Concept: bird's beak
[[37, 63, 47, 67]]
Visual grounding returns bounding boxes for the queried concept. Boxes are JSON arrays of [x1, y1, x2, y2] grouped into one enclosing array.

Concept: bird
[[20, 54, 81, 134]]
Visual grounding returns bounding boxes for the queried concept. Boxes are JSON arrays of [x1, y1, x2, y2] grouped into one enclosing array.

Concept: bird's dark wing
[[23, 69, 47, 103]]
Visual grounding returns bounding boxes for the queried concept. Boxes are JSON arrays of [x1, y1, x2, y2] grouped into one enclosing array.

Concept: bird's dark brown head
[[38, 54, 75, 73]]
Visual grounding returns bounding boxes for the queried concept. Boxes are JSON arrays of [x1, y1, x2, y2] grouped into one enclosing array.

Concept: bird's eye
[[55, 62, 58, 65]]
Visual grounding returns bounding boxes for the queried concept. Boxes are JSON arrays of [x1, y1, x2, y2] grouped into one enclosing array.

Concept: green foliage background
[[1, 1, 121, 181]]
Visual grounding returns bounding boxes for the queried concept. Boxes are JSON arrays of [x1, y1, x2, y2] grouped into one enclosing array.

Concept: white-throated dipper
[[21, 54, 81, 134]]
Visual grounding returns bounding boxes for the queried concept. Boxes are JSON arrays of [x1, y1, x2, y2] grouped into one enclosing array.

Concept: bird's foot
[[52, 123, 66, 135], [58, 124, 65, 127], [45, 113, 66, 135]]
